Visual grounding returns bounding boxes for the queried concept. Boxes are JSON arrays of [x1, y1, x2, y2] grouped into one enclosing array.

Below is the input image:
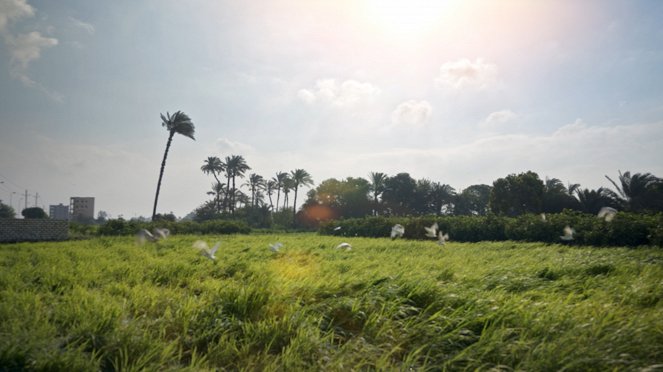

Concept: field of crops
[[1, 234, 662, 371]]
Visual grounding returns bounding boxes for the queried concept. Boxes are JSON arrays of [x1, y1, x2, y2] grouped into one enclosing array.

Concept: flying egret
[[437, 231, 450, 245], [269, 242, 283, 252], [136, 228, 170, 245], [597, 207, 618, 222], [334, 226, 342, 231], [136, 229, 157, 244], [335, 242, 352, 250], [424, 222, 438, 238], [560, 226, 575, 241], [391, 224, 405, 240], [193, 240, 220, 260], [153, 228, 170, 239]]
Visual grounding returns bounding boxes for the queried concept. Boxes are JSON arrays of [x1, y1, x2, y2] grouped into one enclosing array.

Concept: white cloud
[[4, 31, 61, 100], [69, 16, 95, 35], [391, 100, 432, 126], [297, 89, 316, 104], [7, 31, 58, 69], [480, 109, 518, 129], [0, 0, 34, 32], [215, 138, 255, 155], [435, 58, 498, 89], [297, 79, 381, 108], [0, 1, 60, 100]]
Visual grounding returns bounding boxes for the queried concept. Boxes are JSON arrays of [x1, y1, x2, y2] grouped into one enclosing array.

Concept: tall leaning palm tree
[[290, 169, 314, 222], [152, 111, 195, 220], [201, 156, 225, 212]]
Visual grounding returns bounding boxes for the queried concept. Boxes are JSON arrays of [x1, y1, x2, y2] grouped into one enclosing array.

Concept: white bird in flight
[[391, 224, 405, 240], [136, 228, 170, 244], [335, 242, 352, 250], [269, 242, 283, 252], [193, 240, 220, 260], [424, 222, 438, 238], [153, 228, 170, 239], [560, 226, 575, 241], [597, 207, 618, 222], [437, 231, 450, 245]]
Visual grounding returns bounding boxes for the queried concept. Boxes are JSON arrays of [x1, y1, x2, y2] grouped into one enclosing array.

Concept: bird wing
[[193, 240, 209, 250], [210, 242, 221, 255], [424, 223, 438, 237], [153, 228, 170, 239], [137, 229, 155, 243], [597, 207, 617, 219], [391, 224, 405, 238]]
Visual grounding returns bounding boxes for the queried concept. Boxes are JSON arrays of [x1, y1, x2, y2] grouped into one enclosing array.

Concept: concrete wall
[[0, 219, 69, 243]]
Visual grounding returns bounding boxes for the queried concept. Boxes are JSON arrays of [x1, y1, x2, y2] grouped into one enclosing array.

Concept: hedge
[[97, 219, 251, 236], [319, 211, 663, 247]]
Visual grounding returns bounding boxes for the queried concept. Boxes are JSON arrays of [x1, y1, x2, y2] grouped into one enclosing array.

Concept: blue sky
[[1, 0, 662, 218]]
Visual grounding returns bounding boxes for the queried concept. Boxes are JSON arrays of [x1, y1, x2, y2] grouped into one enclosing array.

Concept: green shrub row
[[319, 211, 663, 247], [96, 219, 251, 236]]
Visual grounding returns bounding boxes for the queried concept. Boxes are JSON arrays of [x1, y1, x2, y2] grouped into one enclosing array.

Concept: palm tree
[[206, 182, 225, 213], [201, 156, 225, 212], [273, 171, 289, 212], [290, 169, 314, 221], [605, 170, 663, 211], [430, 182, 456, 215], [575, 187, 618, 214], [223, 156, 233, 212], [368, 172, 387, 215], [225, 155, 251, 214], [544, 177, 567, 194], [282, 176, 294, 211], [265, 180, 277, 211], [152, 111, 195, 220], [244, 173, 265, 207]]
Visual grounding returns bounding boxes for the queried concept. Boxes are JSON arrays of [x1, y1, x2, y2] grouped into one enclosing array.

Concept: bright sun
[[364, 0, 455, 37]]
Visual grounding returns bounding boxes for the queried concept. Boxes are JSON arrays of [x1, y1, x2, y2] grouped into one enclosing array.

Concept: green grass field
[[1, 234, 662, 371]]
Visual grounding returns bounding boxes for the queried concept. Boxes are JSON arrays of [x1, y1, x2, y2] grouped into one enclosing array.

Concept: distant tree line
[[297, 170, 663, 228], [191, 160, 663, 229]]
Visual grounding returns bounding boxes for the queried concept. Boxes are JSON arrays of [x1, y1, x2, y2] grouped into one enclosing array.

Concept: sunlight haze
[[1, 0, 662, 218]]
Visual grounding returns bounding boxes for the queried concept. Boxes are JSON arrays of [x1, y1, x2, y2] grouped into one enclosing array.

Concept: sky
[[1, 0, 663, 219]]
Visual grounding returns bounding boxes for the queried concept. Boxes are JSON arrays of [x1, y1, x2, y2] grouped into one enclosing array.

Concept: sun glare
[[364, 0, 455, 37]]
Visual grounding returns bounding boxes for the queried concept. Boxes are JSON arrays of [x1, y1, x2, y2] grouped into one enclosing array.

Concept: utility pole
[[24, 189, 28, 210], [34, 192, 38, 207]]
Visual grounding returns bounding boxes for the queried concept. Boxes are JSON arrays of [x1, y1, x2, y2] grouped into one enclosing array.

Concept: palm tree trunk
[[275, 188, 281, 212], [231, 176, 236, 215], [292, 185, 299, 222], [212, 174, 222, 213], [152, 131, 174, 220], [224, 176, 231, 213]]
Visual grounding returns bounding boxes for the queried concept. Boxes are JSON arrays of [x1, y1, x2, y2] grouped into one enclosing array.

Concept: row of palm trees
[[201, 156, 314, 220]]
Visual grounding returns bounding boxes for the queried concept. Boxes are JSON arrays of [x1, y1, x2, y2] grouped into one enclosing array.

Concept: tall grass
[[1, 235, 662, 370]]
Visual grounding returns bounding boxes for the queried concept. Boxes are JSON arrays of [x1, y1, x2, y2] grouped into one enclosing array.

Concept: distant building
[[70, 197, 94, 222], [49, 203, 69, 220]]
